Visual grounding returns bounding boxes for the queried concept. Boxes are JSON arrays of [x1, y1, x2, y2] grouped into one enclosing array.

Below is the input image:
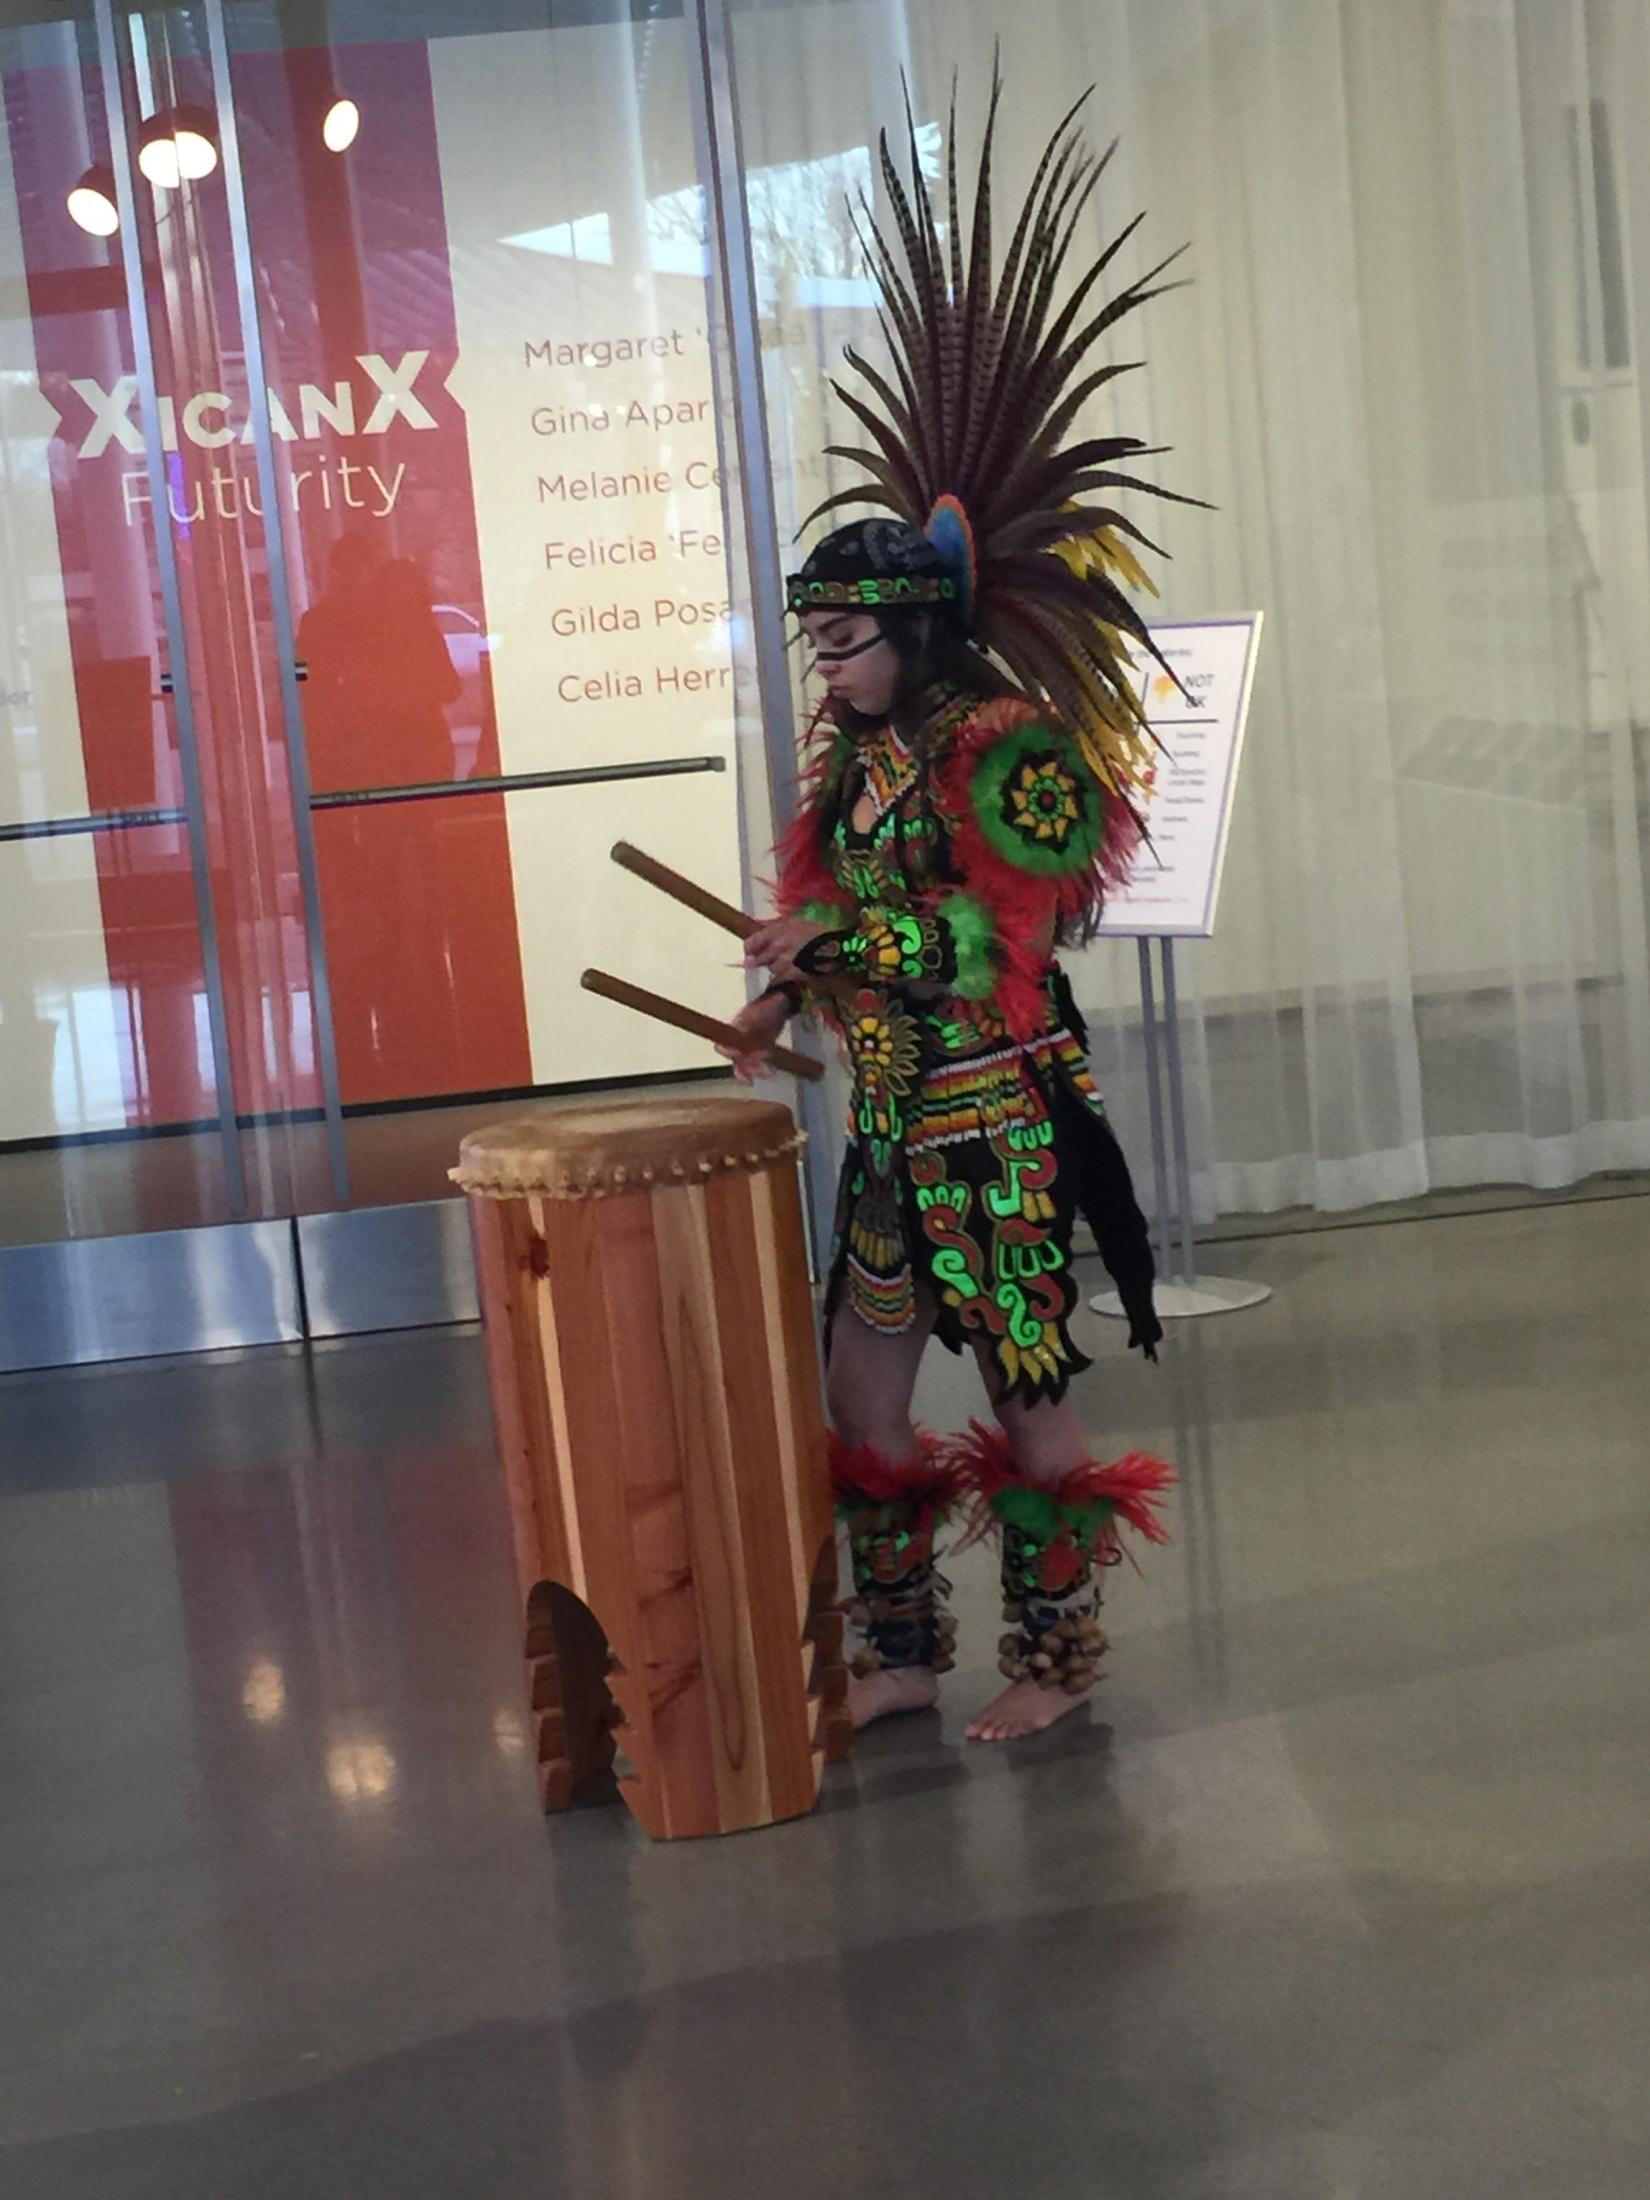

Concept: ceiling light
[[322, 98, 360, 153], [137, 104, 219, 190], [172, 125, 218, 180], [67, 163, 119, 236]]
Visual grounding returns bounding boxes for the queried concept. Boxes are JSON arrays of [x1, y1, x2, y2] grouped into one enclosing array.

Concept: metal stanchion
[[1092, 937, 1272, 1323]]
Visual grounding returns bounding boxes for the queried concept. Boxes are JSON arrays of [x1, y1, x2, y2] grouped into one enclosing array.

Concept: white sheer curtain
[[729, 0, 1650, 1217]]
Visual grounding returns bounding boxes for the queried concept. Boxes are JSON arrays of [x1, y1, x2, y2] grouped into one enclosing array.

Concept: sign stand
[[1089, 935, 1271, 1324], [1087, 615, 1272, 1326]]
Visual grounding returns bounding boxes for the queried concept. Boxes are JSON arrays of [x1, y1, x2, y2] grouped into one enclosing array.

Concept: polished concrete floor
[[2, 1198, 1648, 2197]]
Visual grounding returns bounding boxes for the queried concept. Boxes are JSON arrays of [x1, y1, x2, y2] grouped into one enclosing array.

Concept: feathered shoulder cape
[[776, 691, 1140, 1038]]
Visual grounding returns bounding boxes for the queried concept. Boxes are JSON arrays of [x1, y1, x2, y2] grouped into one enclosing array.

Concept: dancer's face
[[801, 609, 900, 719]]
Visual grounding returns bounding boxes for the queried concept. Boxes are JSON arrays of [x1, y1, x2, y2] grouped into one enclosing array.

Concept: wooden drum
[[454, 1094, 851, 1840]]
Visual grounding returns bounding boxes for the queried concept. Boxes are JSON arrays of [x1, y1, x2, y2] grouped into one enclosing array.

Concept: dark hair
[[822, 610, 1002, 847], [885, 614, 1013, 726]]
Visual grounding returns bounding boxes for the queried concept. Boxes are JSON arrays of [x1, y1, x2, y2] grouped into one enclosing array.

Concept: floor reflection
[[2, 1198, 1649, 2198]]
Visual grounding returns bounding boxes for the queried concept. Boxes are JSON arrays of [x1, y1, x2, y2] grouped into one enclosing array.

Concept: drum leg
[[523, 1581, 620, 1813]]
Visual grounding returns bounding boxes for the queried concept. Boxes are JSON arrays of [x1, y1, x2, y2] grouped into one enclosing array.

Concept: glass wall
[[1, 4, 249, 1244], [0, 0, 757, 1255]]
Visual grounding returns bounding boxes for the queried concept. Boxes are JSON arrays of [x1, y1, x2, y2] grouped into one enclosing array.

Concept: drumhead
[[452, 1093, 804, 1201]]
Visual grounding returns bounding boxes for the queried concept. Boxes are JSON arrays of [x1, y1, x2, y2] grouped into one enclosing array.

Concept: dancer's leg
[[824, 1293, 935, 1460], [960, 1353, 1172, 1743], [826, 1296, 960, 1729], [962, 1367, 1096, 1741], [981, 1384, 1092, 1486]]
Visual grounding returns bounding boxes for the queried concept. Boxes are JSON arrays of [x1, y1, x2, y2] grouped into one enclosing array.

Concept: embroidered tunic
[[779, 687, 1161, 1405]]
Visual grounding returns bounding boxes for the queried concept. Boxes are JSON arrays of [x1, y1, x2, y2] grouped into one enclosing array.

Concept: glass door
[[215, 0, 753, 1208], [102, 0, 345, 1223], [0, 0, 760, 1288], [0, 0, 255, 1247]]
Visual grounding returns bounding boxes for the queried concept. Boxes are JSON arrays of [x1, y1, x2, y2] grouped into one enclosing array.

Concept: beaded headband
[[786, 573, 958, 615]]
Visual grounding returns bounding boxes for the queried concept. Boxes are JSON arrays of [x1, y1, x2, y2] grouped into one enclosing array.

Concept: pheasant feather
[[802, 60, 1200, 809]]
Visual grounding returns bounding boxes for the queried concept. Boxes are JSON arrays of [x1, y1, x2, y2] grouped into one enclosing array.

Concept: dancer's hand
[[741, 916, 829, 984], [716, 991, 792, 1083]]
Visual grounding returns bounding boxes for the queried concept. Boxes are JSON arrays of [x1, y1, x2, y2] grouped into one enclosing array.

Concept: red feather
[[827, 1430, 970, 1517], [940, 1419, 1177, 1549], [1099, 788, 1146, 890], [1057, 1451, 1178, 1545], [929, 700, 1069, 1040]]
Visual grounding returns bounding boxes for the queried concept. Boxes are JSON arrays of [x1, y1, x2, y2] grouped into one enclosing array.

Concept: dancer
[[724, 76, 1189, 1741]]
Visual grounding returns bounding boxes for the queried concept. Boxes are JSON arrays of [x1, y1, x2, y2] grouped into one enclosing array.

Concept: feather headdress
[[793, 68, 1201, 808]]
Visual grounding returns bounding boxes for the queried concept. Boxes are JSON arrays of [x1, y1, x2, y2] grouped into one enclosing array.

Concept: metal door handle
[[160, 662, 306, 693]]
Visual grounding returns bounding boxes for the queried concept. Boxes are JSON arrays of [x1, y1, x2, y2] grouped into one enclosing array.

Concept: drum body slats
[[458, 1095, 852, 1839]]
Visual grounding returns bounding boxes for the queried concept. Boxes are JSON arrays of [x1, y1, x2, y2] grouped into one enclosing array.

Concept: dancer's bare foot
[[966, 1676, 1092, 1744], [848, 1665, 939, 1729]]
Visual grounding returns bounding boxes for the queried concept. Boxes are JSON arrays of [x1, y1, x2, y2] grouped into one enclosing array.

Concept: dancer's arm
[[790, 707, 1107, 1029]]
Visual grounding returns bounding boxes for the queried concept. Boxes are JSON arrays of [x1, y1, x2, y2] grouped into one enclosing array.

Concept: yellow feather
[[1039, 517, 1159, 799]]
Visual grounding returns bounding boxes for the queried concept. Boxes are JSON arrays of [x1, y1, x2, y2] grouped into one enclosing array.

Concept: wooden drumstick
[[611, 841, 756, 940], [609, 840, 854, 1005], [581, 968, 826, 1083]]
